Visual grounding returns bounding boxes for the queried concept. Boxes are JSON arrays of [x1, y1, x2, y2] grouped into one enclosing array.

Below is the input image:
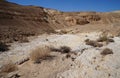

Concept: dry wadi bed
[[0, 32, 120, 78]]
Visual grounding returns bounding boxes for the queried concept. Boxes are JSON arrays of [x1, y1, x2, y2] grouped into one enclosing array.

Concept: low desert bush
[[107, 39, 114, 42], [85, 39, 103, 47], [60, 46, 71, 53], [0, 62, 18, 73], [30, 46, 50, 63], [97, 35, 114, 43], [50, 46, 71, 53], [85, 39, 90, 42], [97, 35, 108, 42], [101, 48, 113, 56], [66, 53, 71, 58], [50, 47, 61, 52], [0, 42, 9, 52]]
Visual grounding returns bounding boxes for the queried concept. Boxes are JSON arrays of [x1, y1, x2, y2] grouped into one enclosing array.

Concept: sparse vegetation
[[50, 46, 71, 53], [50, 47, 61, 52], [107, 39, 114, 42], [85, 39, 103, 47], [60, 46, 71, 53], [30, 46, 51, 63], [97, 35, 108, 42], [60, 30, 68, 34], [85, 39, 90, 42], [0, 62, 18, 73], [97, 35, 114, 43], [66, 53, 71, 58], [0, 42, 9, 52], [101, 48, 113, 55]]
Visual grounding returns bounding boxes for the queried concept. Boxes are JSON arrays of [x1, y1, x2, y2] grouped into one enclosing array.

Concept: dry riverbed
[[0, 32, 120, 78]]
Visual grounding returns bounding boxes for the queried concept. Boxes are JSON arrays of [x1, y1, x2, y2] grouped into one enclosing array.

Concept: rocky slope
[[0, 1, 55, 43]]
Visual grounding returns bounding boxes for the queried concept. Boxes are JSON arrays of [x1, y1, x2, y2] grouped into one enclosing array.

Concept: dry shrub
[[85, 39, 103, 47], [97, 35, 108, 42], [66, 53, 71, 58], [101, 48, 113, 56], [107, 39, 114, 42], [97, 35, 114, 43], [0, 42, 9, 52], [0, 62, 17, 73], [50, 46, 71, 53], [60, 46, 71, 53], [30, 46, 50, 63], [85, 39, 90, 42], [50, 47, 61, 52]]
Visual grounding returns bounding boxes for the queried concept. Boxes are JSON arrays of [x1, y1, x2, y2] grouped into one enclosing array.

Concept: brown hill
[[0, 1, 55, 43], [0, 1, 120, 43]]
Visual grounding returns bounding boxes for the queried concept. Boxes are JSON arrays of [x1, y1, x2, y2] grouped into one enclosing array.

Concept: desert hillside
[[0, 1, 120, 78], [0, 1, 55, 43], [0, 1, 120, 43]]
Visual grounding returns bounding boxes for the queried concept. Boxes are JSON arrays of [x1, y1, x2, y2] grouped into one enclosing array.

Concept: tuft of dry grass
[[101, 48, 113, 56], [30, 46, 51, 63], [85, 39, 103, 47], [0, 62, 18, 73]]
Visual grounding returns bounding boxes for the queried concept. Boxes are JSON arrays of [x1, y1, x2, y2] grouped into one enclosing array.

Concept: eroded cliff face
[[44, 9, 101, 28], [44, 9, 120, 29]]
